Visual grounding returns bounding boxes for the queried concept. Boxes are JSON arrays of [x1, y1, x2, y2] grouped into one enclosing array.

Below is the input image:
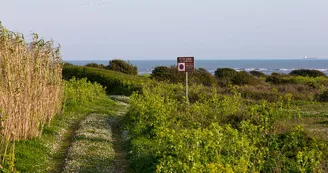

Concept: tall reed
[[0, 23, 62, 170]]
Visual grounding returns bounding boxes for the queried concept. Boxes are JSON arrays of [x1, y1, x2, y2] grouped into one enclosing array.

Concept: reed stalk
[[0, 23, 63, 170]]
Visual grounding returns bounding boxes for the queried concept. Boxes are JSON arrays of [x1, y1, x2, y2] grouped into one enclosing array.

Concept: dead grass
[[0, 24, 62, 170]]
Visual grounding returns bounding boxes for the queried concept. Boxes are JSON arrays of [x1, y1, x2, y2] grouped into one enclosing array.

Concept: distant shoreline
[[67, 59, 328, 75]]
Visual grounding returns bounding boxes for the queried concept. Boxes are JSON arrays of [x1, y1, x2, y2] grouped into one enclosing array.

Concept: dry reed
[[0, 23, 62, 170]]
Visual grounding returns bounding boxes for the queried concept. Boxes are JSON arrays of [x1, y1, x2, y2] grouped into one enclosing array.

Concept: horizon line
[[64, 58, 328, 61]]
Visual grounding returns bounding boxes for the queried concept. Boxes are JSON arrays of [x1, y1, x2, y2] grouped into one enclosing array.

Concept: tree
[[106, 59, 138, 75]]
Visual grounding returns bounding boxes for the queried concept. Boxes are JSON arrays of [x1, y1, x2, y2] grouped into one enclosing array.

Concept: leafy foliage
[[317, 90, 328, 102], [215, 68, 260, 86], [232, 71, 259, 86], [151, 66, 217, 86], [14, 78, 115, 172], [290, 69, 326, 77], [85, 63, 106, 69], [63, 77, 106, 107], [192, 68, 217, 87], [124, 83, 327, 172], [250, 70, 266, 77], [151, 66, 177, 82], [214, 68, 238, 83], [63, 65, 150, 95], [107, 59, 138, 76], [266, 74, 328, 88]]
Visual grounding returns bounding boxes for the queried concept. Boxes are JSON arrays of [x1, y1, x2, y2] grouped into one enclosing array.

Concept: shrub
[[250, 70, 266, 77], [63, 62, 73, 66], [151, 66, 216, 86], [317, 90, 328, 102], [63, 65, 150, 95], [232, 71, 259, 85], [271, 72, 280, 76], [290, 69, 326, 77], [266, 74, 328, 89], [192, 68, 217, 87], [214, 68, 238, 86], [64, 77, 106, 107], [124, 83, 326, 173], [240, 84, 317, 102], [151, 66, 173, 82], [106, 59, 138, 75], [140, 74, 151, 78], [214, 68, 238, 79], [85, 63, 106, 69]]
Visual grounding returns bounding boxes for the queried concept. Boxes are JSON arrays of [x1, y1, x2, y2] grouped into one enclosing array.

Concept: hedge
[[63, 66, 151, 95]]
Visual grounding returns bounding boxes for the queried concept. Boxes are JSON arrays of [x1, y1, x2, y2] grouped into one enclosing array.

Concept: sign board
[[177, 57, 194, 72]]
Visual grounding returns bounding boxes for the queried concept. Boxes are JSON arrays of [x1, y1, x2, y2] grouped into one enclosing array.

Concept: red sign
[[177, 57, 194, 72]]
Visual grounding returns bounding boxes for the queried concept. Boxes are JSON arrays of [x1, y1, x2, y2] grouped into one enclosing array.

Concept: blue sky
[[1, 0, 328, 60]]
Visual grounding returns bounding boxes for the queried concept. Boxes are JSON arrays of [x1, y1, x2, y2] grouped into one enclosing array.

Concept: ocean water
[[67, 59, 328, 75]]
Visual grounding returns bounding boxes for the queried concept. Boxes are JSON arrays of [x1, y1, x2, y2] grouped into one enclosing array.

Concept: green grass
[[63, 65, 153, 96], [290, 101, 328, 141], [14, 96, 120, 172], [62, 114, 116, 173]]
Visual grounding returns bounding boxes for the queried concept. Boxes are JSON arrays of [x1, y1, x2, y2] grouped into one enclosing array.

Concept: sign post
[[177, 57, 194, 104]]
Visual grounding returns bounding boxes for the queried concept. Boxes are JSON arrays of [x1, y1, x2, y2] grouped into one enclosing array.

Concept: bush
[[192, 68, 217, 87], [106, 59, 138, 76], [317, 90, 328, 102], [64, 77, 106, 107], [232, 71, 259, 86], [266, 74, 328, 89], [63, 62, 73, 66], [124, 83, 326, 173], [85, 63, 106, 69], [214, 69, 259, 86], [214, 68, 238, 80], [151, 66, 217, 86], [63, 65, 150, 95], [271, 72, 280, 76], [290, 69, 326, 77], [250, 70, 266, 77], [151, 66, 173, 82], [214, 68, 238, 86]]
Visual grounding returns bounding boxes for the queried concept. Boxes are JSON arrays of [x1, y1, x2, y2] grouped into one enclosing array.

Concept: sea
[[67, 59, 328, 75]]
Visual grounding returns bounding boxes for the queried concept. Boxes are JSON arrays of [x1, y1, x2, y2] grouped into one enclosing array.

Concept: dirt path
[[109, 110, 130, 173], [61, 99, 129, 173]]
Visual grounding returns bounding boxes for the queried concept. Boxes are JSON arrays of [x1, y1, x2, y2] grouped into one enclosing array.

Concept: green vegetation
[[214, 68, 239, 85], [290, 69, 326, 77], [106, 59, 138, 76], [85, 62, 106, 69], [214, 68, 261, 86], [13, 78, 123, 172], [124, 84, 327, 172], [63, 65, 151, 95], [151, 66, 216, 86], [151, 66, 174, 82], [62, 113, 115, 172], [249, 70, 266, 77], [231, 71, 260, 86], [2, 23, 328, 172], [60, 62, 328, 172], [317, 90, 328, 102]]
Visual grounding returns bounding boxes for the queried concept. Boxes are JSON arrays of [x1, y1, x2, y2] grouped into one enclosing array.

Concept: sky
[[0, 0, 328, 60]]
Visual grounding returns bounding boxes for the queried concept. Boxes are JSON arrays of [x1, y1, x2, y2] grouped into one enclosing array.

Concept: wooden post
[[186, 71, 189, 104]]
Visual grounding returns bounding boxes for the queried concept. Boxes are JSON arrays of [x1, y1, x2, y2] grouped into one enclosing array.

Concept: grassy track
[[297, 102, 328, 141], [62, 113, 116, 172], [14, 96, 128, 172], [62, 98, 129, 173]]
